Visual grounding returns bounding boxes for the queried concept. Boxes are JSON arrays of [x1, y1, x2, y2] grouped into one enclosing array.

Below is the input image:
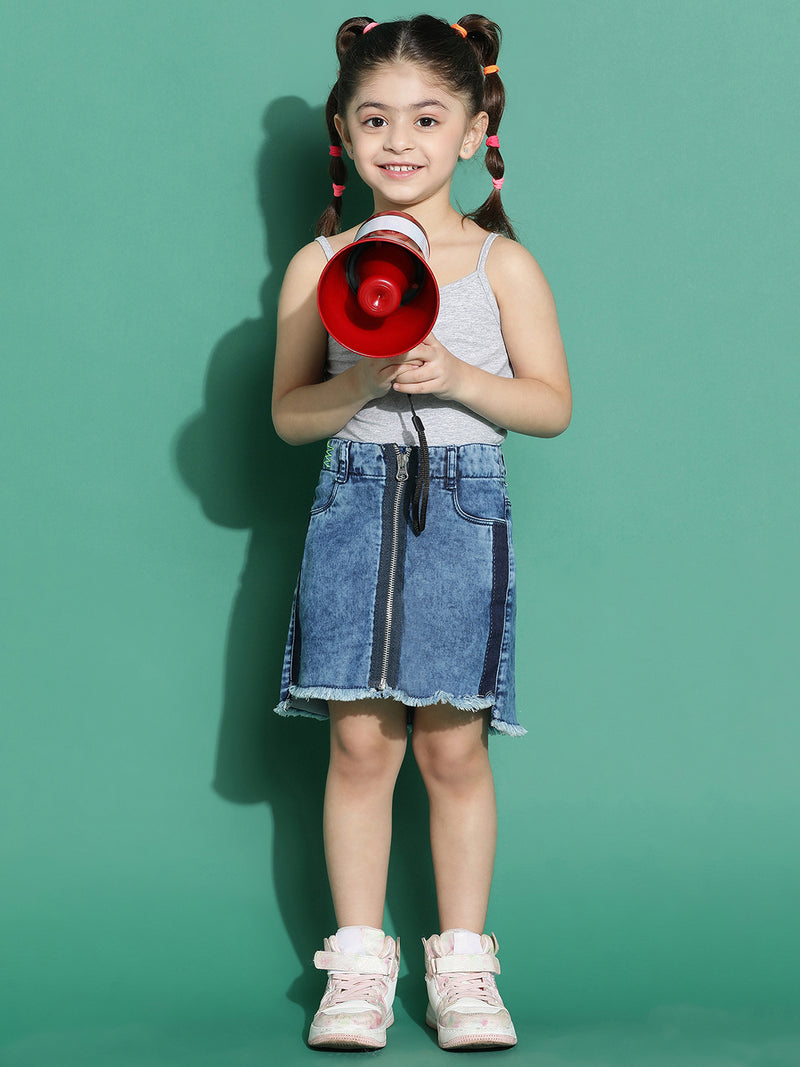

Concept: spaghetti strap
[[476, 232, 499, 274], [315, 235, 335, 261]]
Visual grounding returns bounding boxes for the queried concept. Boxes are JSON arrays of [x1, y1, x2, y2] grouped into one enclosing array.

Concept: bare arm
[[392, 238, 572, 438], [271, 242, 419, 446]]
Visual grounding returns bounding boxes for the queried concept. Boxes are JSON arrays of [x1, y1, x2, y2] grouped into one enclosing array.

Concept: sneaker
[[422, 929, 517, 1050], [308, 926, 400, 1050]]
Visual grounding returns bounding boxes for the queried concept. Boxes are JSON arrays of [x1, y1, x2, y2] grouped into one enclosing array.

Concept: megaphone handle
[[407, 396, 429, 536]]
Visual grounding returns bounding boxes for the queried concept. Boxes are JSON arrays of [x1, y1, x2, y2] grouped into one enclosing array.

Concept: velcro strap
[[431, 953, 501, 975], [313, 951, 392, 975]]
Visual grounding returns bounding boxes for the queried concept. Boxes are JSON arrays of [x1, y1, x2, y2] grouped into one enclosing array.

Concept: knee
[[412, 727, 489, 792], [330, 719, 407, 787]]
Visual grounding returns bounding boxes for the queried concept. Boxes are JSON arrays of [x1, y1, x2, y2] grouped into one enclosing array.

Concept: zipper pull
[[395, 451, 409, 482]]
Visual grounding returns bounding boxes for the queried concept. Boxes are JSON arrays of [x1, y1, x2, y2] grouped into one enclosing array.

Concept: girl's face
[[335, 61, 488, 212]]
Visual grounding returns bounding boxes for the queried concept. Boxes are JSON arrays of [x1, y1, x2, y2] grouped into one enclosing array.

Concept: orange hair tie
[[483, 64, 499, 76], [451, 22, 467, 37]]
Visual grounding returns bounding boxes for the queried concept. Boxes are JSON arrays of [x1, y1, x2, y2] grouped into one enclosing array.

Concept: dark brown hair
[[316, 13, 515, 240]]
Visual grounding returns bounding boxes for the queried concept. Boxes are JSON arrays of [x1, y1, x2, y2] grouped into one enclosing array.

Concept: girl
[[272, 14, 571, 1051]]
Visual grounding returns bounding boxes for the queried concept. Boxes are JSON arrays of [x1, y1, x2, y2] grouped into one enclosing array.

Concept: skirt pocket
[[452, 475, 509, 525], [309, 468, 339, 515]]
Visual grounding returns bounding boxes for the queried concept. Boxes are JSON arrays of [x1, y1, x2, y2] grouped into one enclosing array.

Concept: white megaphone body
[[316, 212, 439, 358]]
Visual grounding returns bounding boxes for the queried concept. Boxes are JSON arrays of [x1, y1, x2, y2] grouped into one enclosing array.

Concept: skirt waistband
[[322, 438, 506, 482]]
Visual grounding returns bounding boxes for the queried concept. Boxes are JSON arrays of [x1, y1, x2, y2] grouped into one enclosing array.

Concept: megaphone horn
[[317, 212, 439, 359]]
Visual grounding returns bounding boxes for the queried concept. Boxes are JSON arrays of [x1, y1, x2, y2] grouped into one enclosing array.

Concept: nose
[[383, 120, 415, 153]]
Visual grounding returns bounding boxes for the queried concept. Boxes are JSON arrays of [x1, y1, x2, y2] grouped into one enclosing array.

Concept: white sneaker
[[308, 926, 400, 1049], [423, 929, 517, 1050]]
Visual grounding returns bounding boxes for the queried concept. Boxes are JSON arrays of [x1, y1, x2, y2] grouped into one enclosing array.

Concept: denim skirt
[[274, 438, 524, 736]]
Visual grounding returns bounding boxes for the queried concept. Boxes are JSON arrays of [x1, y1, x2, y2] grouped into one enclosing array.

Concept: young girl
[[272, 14, 570, 1051]]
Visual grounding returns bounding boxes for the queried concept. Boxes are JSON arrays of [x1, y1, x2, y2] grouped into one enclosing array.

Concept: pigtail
[[315, 83, 347, 237], [315, 16, 377, 237], [456, 14, 516, 241]]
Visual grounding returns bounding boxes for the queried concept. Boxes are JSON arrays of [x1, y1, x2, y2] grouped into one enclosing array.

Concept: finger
[[391, 369, 434, 385], [388, 362, 424, 379], [378, 359, 418, 377], [387, 352, 423, 365], [393, 378, 441, 394]]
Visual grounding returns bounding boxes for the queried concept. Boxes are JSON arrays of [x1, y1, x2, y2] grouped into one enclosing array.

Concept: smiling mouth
[[379, 164, 422, 173]]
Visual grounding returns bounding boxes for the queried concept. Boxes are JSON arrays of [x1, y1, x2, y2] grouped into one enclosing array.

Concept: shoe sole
[[308, 1009, 393, 1050], [308, 1033, 386, 1049], [425, 1007, 517, 1050]]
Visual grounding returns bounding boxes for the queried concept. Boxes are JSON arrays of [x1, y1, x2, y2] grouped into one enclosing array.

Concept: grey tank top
[[316, 231, 513, 446]]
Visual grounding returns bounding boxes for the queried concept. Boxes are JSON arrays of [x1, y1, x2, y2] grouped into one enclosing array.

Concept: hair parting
[[314, 13, 516, 240]]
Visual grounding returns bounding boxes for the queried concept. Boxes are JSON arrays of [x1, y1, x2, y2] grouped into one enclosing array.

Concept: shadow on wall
[[171, 96, 438, 1035]]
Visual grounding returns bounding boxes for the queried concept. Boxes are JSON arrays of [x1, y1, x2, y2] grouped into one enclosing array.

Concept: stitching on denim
[[337, 440, 351, 483]]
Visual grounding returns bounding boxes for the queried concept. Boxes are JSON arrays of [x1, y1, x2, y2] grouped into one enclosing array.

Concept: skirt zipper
[[378, 445, 408, 691]]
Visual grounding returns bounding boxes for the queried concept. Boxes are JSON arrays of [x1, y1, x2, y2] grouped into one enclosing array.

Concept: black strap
[[407, 396, 429, 535]]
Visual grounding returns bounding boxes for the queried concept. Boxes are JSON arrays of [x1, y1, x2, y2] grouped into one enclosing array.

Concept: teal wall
[[2, 2, 798, 1063]]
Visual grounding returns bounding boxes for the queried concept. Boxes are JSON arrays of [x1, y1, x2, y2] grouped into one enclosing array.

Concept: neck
[[371, 192, 464, 246]]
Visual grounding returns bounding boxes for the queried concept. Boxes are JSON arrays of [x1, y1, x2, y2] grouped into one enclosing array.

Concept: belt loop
[[445, 446, 457, 489], [336, 440, 350, 483]]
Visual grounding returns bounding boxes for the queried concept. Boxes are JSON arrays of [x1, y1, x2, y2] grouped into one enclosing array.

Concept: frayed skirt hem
[[274, 685, 526, 737]]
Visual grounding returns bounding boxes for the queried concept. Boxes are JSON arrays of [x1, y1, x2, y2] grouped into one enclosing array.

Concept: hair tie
[[485, 135, 500, 148], [492, 176, 505, 190], [483, 64, 499, 76], [329, 145, 342, 157], [332, 183, 346, 198], [451, 22, 467, 38], [363, 21, 378, 33]]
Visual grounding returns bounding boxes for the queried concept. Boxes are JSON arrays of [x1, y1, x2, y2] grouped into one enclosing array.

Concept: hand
[[390, 335, 464, 400], [354, 353, 423, 401]]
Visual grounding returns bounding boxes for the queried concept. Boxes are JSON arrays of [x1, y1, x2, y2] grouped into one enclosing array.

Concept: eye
[[364, 116, 387, 128], [417, 116, 437, 128]]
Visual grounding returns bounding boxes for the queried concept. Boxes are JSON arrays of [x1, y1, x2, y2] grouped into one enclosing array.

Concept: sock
[[442, 928, 484, 954], [335, 925, 385, 954]]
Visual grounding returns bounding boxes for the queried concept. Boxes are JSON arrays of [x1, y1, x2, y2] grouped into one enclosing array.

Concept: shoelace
[[326, 971, 388, 1007], [440, 971, 501, 1006]]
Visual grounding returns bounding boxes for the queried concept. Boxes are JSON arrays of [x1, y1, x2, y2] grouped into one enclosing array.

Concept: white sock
[[443, 928, 483, 953], [335, 925, 385, 954]]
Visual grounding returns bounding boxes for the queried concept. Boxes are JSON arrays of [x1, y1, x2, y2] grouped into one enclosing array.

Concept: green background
[[2, 1, 798, 1064]]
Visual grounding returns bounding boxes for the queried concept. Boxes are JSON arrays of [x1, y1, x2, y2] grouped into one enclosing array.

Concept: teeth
[[382, 165, 419, 172]]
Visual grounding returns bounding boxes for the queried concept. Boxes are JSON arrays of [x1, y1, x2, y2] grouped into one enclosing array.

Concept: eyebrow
[[355, 99, 450, 113]]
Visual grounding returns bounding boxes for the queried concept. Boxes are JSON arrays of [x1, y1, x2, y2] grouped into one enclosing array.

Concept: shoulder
[[278, 239, 332, 314], [281, 226, 363, 289], [483, 236, 560, 321], [324, 225, 360, 253], [282, 239, 328, 287], [484, 236, 552, 293]]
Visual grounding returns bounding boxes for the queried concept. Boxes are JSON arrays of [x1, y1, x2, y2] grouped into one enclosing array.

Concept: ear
[[459, 110, 489, 160], [334, 114, 353, 157]]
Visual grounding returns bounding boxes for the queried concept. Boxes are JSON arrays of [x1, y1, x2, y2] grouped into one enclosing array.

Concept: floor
[[3, 1007, 799, 1067]]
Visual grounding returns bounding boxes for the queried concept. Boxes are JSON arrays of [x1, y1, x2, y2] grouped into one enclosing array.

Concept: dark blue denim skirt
[[275, 439, 523, 736]]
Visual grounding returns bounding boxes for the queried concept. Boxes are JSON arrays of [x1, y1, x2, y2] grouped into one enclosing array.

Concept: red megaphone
[[317, 212, 439, 358]]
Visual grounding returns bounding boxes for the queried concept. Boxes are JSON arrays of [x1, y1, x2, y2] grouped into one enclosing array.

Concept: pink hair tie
[[485, 135, 500, 148], [329, 145, 342, 157], [332, 183, 345, 198], [492, 176, 505, 190], [363, 21, 378, 32]]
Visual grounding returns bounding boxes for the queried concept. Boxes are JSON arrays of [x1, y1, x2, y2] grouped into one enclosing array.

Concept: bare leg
[[324, 698, 408, 928], [411, 706, 496, 932]]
